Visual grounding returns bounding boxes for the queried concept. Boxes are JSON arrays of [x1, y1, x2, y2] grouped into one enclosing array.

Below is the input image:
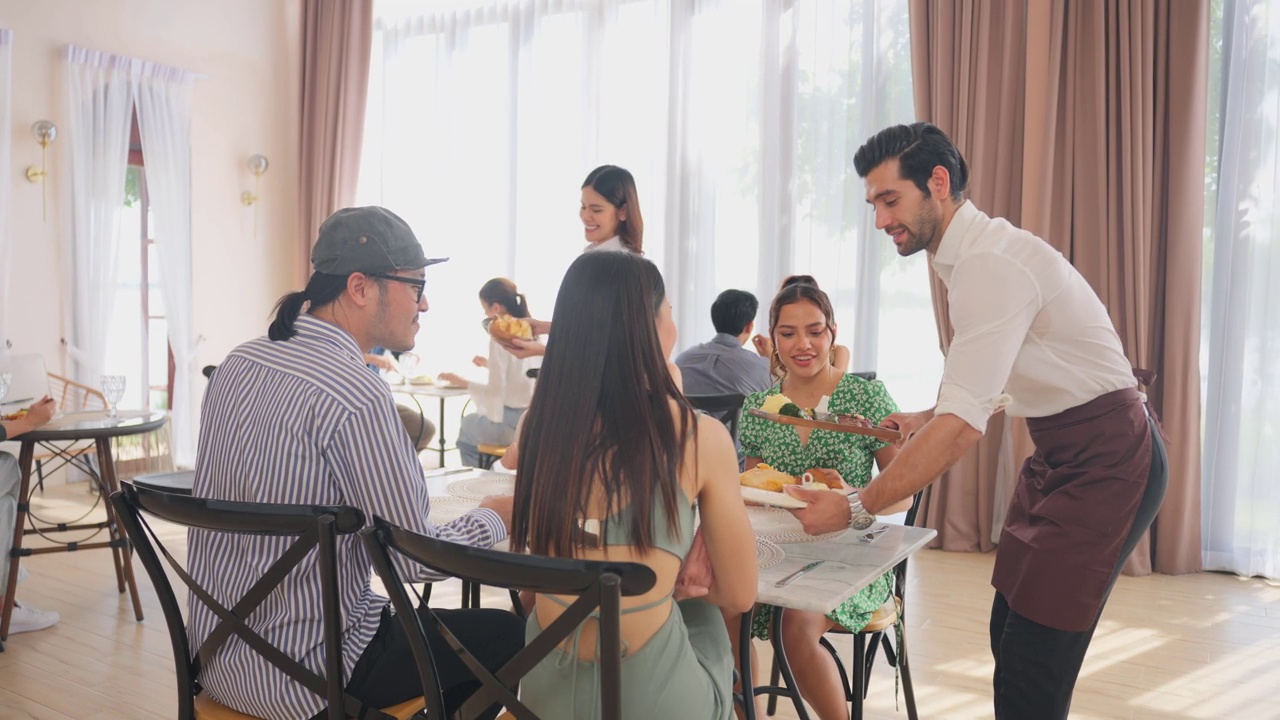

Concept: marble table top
[[426, 468, 937, 613]]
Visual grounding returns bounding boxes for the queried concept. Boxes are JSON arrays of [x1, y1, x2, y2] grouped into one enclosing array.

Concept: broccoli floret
[[778, 403, 805, 418]]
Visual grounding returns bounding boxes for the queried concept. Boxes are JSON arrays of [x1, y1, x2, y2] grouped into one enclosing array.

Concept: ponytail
[[269, 272, 353, 341], [479, 277, 531, 319], [269, 291, 309, 341]]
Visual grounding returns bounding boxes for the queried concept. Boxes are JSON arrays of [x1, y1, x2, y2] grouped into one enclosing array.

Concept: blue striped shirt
[[187, 315, 505, 720]]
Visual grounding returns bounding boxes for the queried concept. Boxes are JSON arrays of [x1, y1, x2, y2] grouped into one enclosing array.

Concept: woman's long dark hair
[[512, 252, 694, 557], [269, 272, 351, 340], [767, 281, 838, 379], [478, 277, 531, 319], [583, 165, 644, 254]]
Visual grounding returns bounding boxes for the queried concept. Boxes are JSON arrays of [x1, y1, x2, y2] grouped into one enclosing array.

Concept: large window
[[105, 116, 171, 412], [359, 0, 940, 408], [1201, 0, 1280, 579]]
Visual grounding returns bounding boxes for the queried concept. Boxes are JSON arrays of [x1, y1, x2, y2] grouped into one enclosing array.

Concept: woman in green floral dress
[[726, 280, 912, 720]]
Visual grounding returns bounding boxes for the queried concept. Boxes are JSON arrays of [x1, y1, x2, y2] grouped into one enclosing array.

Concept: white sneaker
[[9, 600, 59, 634]]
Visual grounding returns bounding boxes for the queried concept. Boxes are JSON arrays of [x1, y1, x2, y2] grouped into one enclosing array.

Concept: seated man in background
[[675, 289, 773, 409], [1, 396, 59, 635], [364, 348, 436, 454], [188, 206, 522, 720]]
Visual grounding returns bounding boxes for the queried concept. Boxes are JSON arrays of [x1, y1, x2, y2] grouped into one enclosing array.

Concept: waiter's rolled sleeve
[[936, 252, 1042, 434], [935, 386, 1010, 434]]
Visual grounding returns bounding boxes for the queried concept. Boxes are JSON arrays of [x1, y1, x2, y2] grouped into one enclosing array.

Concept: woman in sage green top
[[728, 280, 912, 720], [512, 252, 757, 719]]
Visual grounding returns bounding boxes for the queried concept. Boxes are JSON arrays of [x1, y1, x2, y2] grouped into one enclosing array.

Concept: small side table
[[1, 410, 167, 644]]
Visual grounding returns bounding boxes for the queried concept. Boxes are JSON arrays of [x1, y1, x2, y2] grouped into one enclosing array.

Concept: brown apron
[[991, 377, 1159, 632]]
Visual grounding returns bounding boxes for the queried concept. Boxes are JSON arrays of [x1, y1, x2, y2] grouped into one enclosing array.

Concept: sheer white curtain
[[64, 46, 134, 384], [360, 0, 924, 389], [134, 63, 199, 466], [1202, 0, 1280, 579], [0, 30, 12, 354]]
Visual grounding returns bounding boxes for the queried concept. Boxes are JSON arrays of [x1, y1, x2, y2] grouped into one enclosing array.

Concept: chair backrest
[[47, 372, 107, 412], [110, 483, 375, 720], [362, 516, 658, 720], [685, 392, 747, 442], [850, 370, 877, 382], [892, 489, 926, 604]]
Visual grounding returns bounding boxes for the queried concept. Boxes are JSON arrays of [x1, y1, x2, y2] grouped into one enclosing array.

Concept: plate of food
[[749, 393, 902, 443], [2, 408, 28, 422], [487, 314, 534, 343], [739, 464, 843, 509], [406, 374, 435, 386]]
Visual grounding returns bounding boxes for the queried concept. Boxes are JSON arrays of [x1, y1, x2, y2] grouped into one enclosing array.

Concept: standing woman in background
[[504, 163, 647, 361], [580, 164, 644, 254], [439, 278, 536, 467]]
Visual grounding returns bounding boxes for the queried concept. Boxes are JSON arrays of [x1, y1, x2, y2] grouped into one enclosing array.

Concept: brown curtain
[[1020, 0, 1207, 575], [909, 0, 1029, 553], [908, 0, 1208, 575], [298, 0, 374, 284]]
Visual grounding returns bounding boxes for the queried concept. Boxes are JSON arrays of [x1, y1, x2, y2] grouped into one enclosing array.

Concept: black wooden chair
[[765, 490, 923, 720], [110, 483, 425, 720], [685, 392, 747, 442], [361, 516, 658, 720]]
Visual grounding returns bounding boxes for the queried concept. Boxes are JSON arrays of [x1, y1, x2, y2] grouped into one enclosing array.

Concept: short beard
[[898, 203, 939, 257]]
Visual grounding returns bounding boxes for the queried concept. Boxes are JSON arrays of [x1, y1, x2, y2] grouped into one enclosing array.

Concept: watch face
[[851, 513, 876, 531]]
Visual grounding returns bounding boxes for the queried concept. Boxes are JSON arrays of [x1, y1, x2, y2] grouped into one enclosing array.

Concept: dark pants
[[341, 604, 525, 720], [990, 415, 1168, 719]]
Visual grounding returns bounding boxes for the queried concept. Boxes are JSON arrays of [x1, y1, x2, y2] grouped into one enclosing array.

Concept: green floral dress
[[740, 373, 899, 640]]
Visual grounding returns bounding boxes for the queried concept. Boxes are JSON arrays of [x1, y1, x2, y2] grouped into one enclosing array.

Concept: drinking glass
[[0, 372, 11, 403], [399, 353, 421, 380], [101, 375, 127, 418]]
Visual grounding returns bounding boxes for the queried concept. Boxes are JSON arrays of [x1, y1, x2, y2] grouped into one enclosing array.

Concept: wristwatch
[[847, 495, 876, 531]]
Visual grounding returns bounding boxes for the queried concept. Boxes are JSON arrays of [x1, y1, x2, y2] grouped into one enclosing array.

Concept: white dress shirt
[[469, 336, 535, 422], [930, 201, 1136, 432]]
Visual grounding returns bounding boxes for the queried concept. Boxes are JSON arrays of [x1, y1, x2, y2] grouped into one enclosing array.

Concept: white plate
[[740, 486, 807, 509]]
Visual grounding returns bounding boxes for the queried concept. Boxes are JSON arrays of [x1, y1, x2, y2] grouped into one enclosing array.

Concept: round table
[[1, 410, 167, 645]]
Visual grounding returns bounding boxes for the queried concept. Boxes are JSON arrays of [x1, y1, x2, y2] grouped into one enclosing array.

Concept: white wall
[[0, 0, 301, 377]]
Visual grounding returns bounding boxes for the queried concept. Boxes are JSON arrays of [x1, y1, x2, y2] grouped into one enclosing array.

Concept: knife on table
[[775, 560, 826, 588]]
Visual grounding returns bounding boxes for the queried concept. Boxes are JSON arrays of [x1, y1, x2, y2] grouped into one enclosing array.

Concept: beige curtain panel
[[298, 0, 374, 284], [908, 0, 1208, 575]]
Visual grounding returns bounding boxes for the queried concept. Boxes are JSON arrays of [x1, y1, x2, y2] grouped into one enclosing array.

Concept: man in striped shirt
[[188, 207, 522, 720]]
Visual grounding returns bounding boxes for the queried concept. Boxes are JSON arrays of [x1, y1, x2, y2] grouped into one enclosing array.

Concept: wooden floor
[[3, 482, 1280, 720]]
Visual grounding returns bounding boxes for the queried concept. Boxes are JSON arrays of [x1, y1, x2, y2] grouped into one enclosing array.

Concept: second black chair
[[362, 516, 658, 720]]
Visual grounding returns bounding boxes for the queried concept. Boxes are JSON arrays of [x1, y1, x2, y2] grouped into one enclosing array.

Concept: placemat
[[445, 473, 516, 500], [748, 505, 849, 544]]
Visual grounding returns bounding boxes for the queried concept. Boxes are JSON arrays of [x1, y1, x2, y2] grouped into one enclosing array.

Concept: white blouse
[[583, 235, 633, 254], [469, 336, 536, 422], [930, 201, 1136, 432]]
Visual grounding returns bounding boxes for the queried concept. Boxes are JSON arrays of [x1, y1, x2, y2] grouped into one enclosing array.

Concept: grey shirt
[[675, 333, 773, 399]]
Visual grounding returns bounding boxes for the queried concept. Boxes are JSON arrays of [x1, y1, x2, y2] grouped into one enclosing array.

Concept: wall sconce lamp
[[240, 154, 269, 206], [26, 120, 58, 222]]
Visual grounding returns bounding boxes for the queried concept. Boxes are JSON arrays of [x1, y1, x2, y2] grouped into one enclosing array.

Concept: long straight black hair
[[512, 252, 694, 557]]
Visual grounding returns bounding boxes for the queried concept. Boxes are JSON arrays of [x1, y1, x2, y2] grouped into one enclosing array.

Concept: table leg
[[436, 397, 448, 467], [0, 441, 36, 641], [96, 438, 144, 621], [769, 608, 811, 720], [738, 611, 757, 720]]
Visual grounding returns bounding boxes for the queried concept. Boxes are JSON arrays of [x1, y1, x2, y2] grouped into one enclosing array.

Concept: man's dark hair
[[710, 289, 759, 336], [853, 122, 969, 202]]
